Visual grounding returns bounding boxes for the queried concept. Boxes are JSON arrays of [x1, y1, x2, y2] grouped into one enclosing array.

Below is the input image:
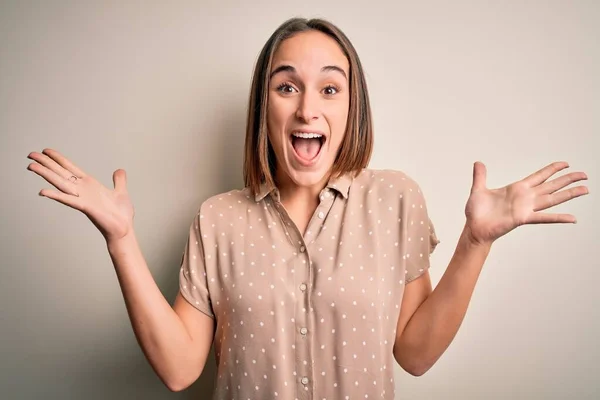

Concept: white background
[[1, 1, 598, 399]]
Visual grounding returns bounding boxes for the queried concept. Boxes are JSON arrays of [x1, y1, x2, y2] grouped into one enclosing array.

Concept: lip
[[288, 129, 327, 167], [289, 129, 328, 143]]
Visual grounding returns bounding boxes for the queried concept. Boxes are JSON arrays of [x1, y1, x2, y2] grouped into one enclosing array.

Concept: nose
[[295, 91, 320, 122]]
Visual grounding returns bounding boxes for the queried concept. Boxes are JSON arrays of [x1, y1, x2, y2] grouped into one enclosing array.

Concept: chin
[[284, 162, 332, 190]]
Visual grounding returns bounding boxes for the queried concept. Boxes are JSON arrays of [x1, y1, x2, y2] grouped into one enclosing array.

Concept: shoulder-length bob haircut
[[243, 17, 374, 196]]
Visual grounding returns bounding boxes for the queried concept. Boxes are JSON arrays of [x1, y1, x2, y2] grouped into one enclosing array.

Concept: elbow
[[394, 349, 434, 377], [403, 363, 431, 377], [396, 357, 430, 377], [165, 378, 193, 393], [154, 352, 206, 392], [163, 372, 198, 392]]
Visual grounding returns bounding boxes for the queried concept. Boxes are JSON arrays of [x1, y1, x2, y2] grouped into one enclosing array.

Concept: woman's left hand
[[464, 161, 589, 246]]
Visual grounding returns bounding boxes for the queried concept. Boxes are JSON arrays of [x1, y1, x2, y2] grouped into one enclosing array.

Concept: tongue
[[293, 138, 321, 160]]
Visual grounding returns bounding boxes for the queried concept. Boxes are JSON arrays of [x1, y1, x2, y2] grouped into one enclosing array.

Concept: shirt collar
[[254, 172, 353, 202], [325, 172, 352, 199]]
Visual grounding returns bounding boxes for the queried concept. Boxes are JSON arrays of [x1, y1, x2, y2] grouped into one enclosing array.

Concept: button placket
[[293, 189, 336, 398], [300, 249, 314, 397], [268, 193, 314, 397], [305, 189, 336, 245], [272, 187, 339, 398]]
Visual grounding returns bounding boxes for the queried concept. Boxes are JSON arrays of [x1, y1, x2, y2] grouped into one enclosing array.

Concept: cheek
[[266, 105, 288, 153], [266, 129, 283, 154], [328, 94, 349, 119], [268, 97, 294, 127], [266, 107, 280, 143], [327, 101, 350, 138]]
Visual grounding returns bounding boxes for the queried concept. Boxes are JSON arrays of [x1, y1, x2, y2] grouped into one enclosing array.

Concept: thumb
[[471, 161, 487, 193], [113, 169, 127, 192]]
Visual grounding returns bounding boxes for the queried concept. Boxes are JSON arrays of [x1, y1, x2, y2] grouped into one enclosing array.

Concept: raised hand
[[27, 148, 134, 243], [464, 161, 589, 246]]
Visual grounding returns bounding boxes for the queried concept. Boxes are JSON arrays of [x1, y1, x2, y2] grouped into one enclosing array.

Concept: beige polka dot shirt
[[179, 168, 439, 399]]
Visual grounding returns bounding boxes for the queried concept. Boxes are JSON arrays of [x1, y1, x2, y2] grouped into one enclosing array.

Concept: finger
[[527, 212, 577, 224], [537, 171, 588, 194], [534, 185, 589, 211], [39, 188, 84, 211], [27, 162, 79, 197], [523, 161, 569, 187], [113, 169, 127, 192], [28, 151, 76, 180], [470, 161, 487, 193], [40, 148, 87, 178]]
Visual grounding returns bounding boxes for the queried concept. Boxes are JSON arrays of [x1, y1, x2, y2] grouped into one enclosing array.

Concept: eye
[[323, 85, 339, 96], [276, 82, 297, 94]]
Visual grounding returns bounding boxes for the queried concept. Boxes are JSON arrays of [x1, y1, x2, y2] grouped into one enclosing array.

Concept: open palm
[[465, 161, 589, 245], [27, 148, 134, 242]]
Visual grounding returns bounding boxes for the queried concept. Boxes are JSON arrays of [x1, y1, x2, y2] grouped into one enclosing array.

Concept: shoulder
[[351, 168, 424, 196], [197, 187, 256, 221]]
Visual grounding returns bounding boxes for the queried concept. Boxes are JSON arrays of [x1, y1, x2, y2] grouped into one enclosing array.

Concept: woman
[[27, 18, 588, 399]]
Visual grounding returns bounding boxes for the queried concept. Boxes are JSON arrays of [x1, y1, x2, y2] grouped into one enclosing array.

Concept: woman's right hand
[[27, 148, 135, 243]]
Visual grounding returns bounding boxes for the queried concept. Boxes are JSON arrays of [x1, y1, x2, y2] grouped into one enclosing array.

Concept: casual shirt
[[179, 168, 439, 399]]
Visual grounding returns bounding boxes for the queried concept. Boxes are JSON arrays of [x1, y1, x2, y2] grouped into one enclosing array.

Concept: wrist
[[461, 223, 493, 252], [106, 230, 137, 255]]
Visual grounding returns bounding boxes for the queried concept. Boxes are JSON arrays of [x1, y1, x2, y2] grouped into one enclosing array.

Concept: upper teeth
[[292, 132, 323, 139]]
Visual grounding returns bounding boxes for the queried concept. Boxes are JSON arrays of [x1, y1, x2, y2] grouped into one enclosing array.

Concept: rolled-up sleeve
[[178, 211, 214, 318], [402, 181, 440, 283]]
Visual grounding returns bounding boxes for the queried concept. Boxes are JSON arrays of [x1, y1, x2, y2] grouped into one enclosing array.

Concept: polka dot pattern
[[179, 169, 439, 399]]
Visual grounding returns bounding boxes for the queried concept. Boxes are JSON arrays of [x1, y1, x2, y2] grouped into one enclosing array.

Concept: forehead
[[271, 30, 349, 74]]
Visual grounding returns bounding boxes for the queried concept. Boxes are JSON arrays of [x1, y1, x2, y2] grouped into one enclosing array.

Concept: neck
[[274, 171, 330, 236], [275, 171, 330, 209]]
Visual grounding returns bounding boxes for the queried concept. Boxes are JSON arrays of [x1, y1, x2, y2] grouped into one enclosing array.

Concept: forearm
[[394, 224, 491, 375], [107, 232, 196, 388]]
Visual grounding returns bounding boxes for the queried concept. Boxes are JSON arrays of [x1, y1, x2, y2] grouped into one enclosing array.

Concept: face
[[267, 30, 350, 193]]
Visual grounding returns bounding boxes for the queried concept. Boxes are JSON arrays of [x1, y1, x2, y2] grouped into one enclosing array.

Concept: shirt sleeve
[[403, 181, 440, 283], [178, 211, 215, 318]]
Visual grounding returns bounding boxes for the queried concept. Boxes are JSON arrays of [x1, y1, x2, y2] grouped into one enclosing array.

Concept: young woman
[[27, 18, 588, 400]]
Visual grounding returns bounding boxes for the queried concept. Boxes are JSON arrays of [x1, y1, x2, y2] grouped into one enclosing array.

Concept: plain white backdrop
[[1, 1, 598, 399]]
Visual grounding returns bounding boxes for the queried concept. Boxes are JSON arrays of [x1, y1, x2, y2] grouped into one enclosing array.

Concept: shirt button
[[300, 283, 307, 291], [317, 211, 325, 219], [300, 245, 306, 253], [300, 327, 308, 335], [301, 377, 309, 385]]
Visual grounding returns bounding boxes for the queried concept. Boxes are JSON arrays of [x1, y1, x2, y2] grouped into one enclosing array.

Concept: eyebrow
[[269, 64, 347, 80]]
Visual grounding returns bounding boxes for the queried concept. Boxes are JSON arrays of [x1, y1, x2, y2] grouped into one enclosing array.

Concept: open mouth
[[290, 131, 326, 163]]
